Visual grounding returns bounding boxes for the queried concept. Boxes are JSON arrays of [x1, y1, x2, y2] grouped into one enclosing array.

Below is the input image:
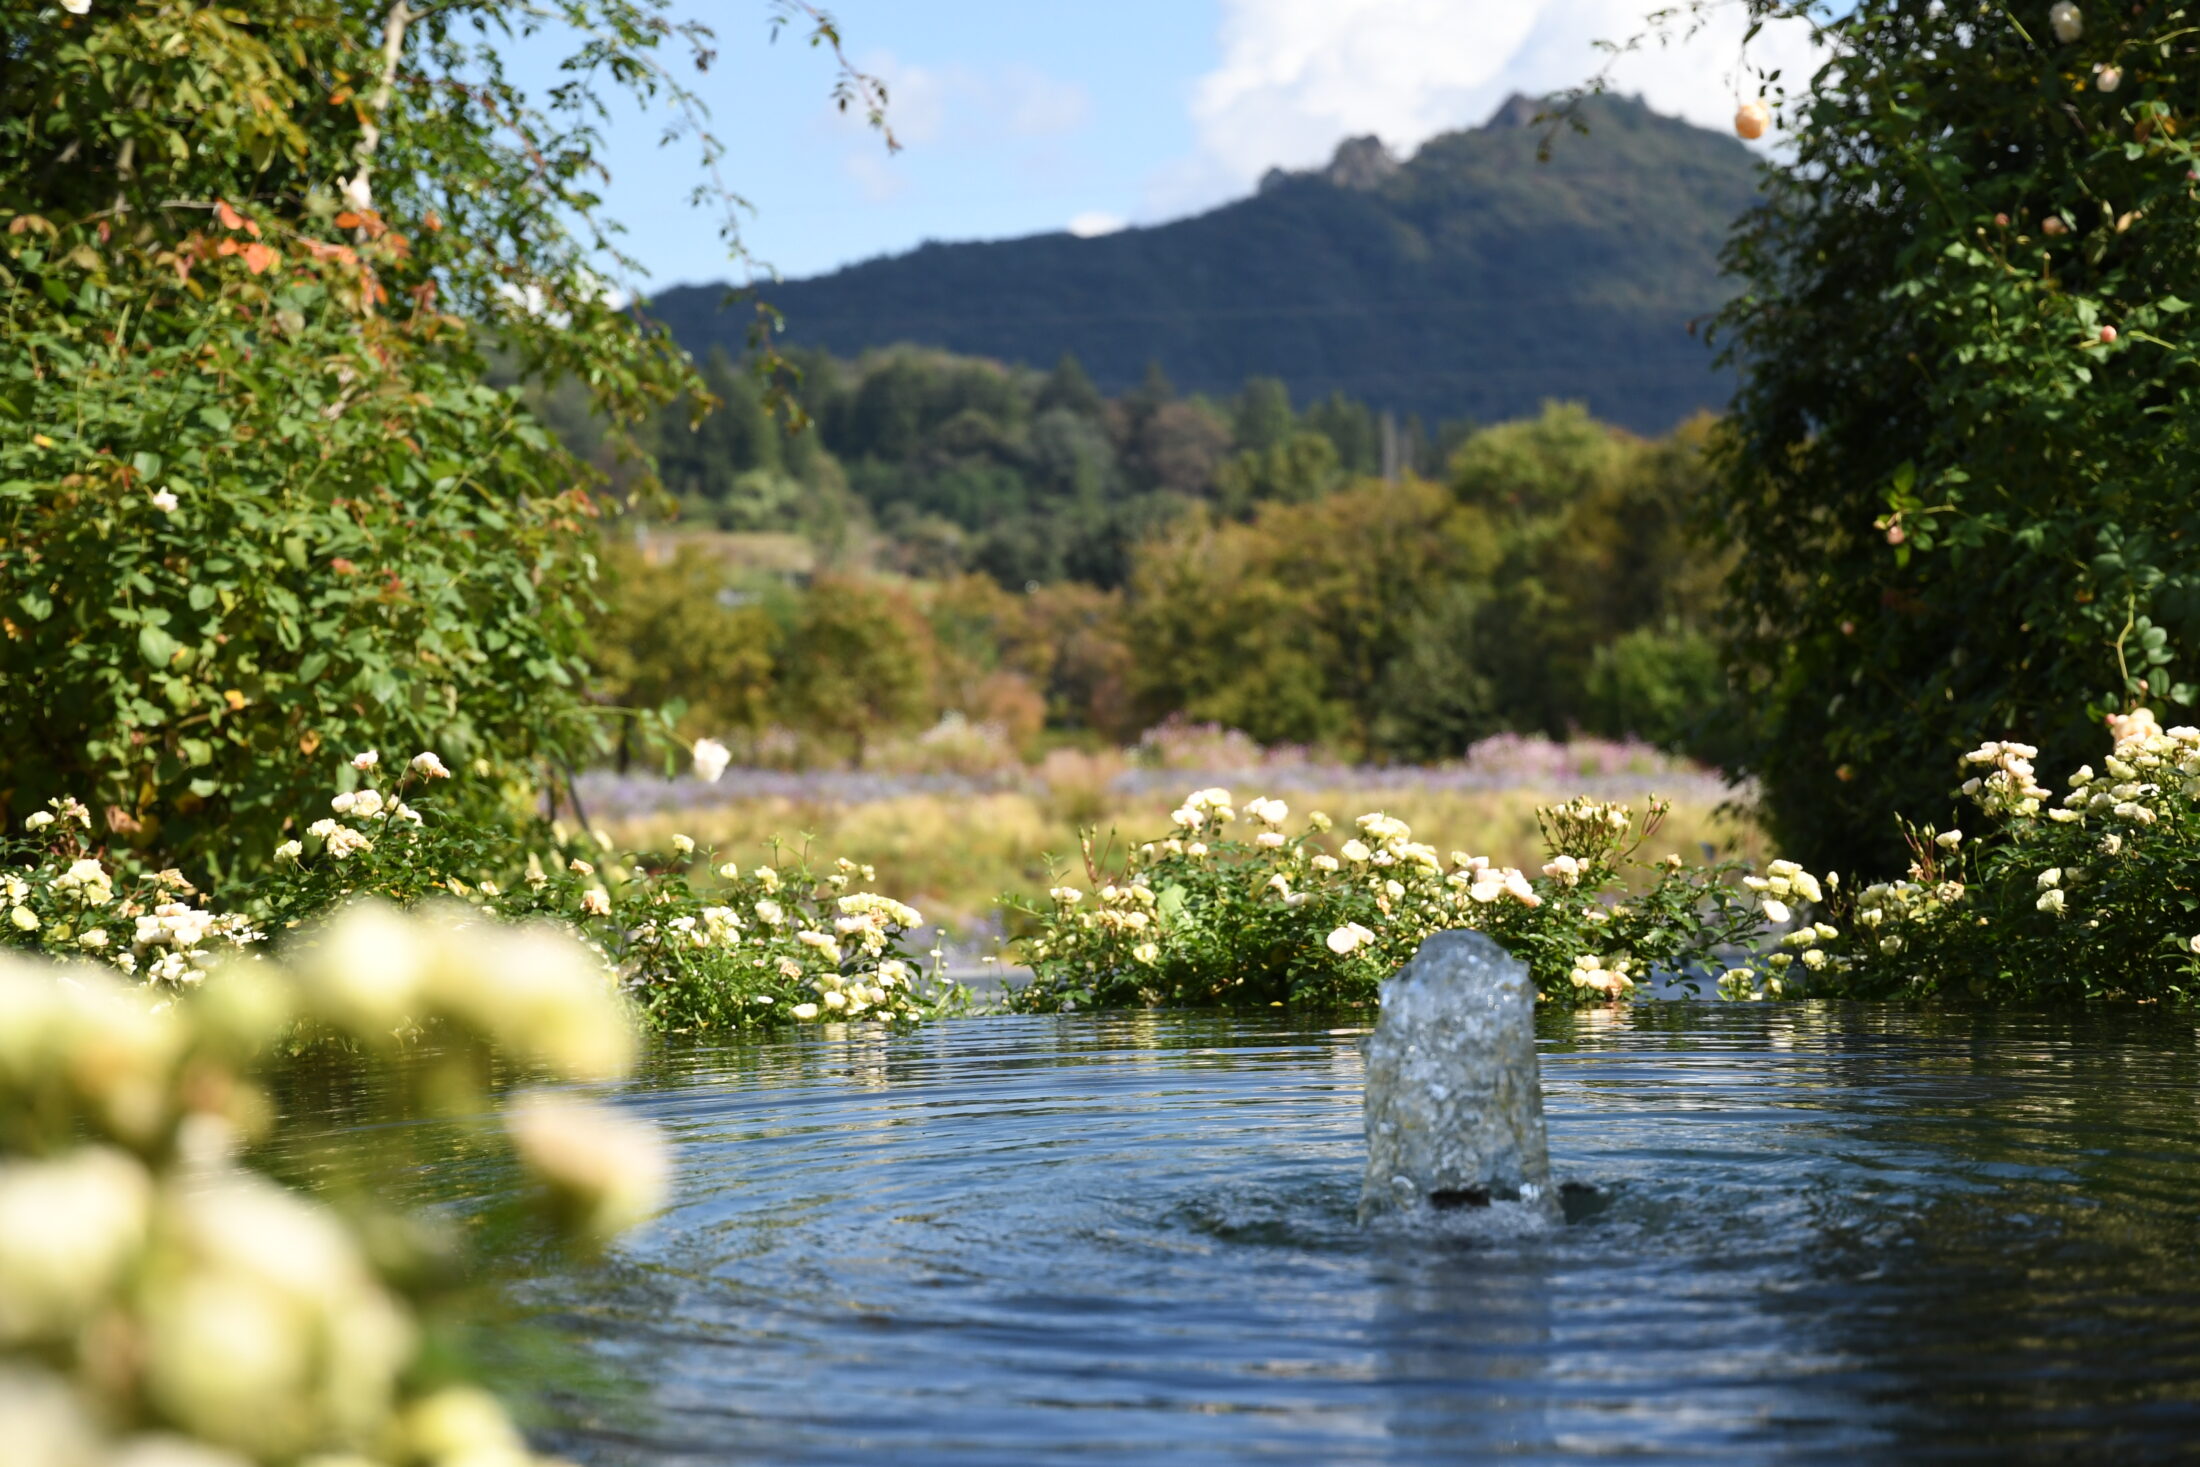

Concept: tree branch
[[347, 1, 414, 212]]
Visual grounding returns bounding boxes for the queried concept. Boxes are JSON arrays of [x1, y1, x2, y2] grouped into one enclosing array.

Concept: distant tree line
[[585, 350, 1737, 768], [632, 346, 1479, 589]]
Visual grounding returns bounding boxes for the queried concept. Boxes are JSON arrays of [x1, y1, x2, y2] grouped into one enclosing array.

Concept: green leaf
[[137, 625, 181, 669]]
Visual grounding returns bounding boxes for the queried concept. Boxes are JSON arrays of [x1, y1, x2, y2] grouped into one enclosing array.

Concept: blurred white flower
[[0, 1368, 101, 1466], [0, 1147, 151, 1342], [410, 751, 451, 779], [151, 489, 179, 513], [670, 833, 694, 856], [273, 839, 303, 863], [2037, 888, 2067, 915], [1340, 839, 1372, 863], [503, 1091, 669, 1242], [24, 811, 53, 831], [2049, 1, 2082, 42], [1761, 899, 1792, 925], [580, 888, 611, 917], [691, 738, 731, 784], [62, 0, 92, 14], [291, 901, 427, 1032], [350, 750, 379, 771], [399, 1386, 525, 1466]]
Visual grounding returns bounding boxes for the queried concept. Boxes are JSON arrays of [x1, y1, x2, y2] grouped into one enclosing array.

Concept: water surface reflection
[[282, 1006, 2200, 1464]]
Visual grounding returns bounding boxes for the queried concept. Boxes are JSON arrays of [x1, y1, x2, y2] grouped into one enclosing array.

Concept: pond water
[[291, 1006, 2200, 1464]]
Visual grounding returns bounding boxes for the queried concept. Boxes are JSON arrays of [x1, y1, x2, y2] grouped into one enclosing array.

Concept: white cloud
[[1067, 211, 1126, 238], [843, 148, 907, 203], [846, 52, 1092, 146], [1148, 0, 1818, 216]]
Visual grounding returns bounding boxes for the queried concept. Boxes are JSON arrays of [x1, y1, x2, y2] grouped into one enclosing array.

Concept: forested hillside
[[650, 94, 1760, 434], [598, 345, 1478, 589]]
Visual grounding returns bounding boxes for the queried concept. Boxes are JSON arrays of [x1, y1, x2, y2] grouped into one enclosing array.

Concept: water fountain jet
[[1360, 930, 1559, 1224]]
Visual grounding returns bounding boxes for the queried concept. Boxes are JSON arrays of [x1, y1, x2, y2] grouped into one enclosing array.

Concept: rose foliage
[[1684, 0, 2200, 871], [0, 1, 878, 876]]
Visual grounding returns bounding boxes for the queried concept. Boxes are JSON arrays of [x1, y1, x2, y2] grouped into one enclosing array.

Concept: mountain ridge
[[651, 94, 1762, 434]]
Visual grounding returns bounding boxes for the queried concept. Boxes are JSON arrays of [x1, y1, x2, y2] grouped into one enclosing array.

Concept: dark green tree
[[1035, 352, 1107, 419], [1231, 377, 1296, 453], [1687, 0, 2200, 870]]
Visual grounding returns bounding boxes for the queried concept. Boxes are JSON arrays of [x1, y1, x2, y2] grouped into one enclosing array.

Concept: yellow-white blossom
[[1325, 922, 1375, 955]]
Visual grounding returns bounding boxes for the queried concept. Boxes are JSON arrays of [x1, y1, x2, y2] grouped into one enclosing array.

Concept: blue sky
[[518, 1, 1816, 293]]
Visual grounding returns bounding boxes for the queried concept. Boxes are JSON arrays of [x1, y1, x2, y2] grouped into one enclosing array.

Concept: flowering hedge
[[1, 746, 962, 1034], [1007, 787, 1789, 1010], [17, 715, 2200, 1023], [1786, 710, 2200, 1004], [1009, 708, 2200, 1011]]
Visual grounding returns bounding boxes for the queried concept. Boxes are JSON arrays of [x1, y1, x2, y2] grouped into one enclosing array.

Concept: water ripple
[[300, 1006, 2200, 1464]]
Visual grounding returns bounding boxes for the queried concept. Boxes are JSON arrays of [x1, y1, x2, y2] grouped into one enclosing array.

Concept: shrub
[[1007, 788, 1780, 1011], [1787, 710, 2200, 1004], [1702, 1, 2200, 871], [3, 748, 962, 1035], [0, 1, 764, 875]]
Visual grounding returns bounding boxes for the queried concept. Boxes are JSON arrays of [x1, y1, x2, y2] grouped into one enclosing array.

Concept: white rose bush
[[3, 751, 963, 1036], [0, 901, 668, 1467], [1791, 710, 2200, 1004], [1008, 787, 1781, 1010], [1012, 709, 2200, 1011]]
